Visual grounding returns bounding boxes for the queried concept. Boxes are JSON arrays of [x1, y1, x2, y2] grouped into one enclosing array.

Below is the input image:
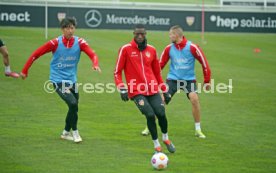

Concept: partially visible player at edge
[[0, 39, 20, 78], [114, 24, 175, 153], [142, 25, 211, 138], [20, 17, 101, 143]]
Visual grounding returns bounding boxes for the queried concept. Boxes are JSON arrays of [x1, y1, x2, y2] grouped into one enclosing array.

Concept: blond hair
[[170, 25, 183, 37]]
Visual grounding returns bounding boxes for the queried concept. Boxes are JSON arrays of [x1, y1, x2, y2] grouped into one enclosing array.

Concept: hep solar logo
[[210, 15, 239, 30], [85, 10, 102, 28]]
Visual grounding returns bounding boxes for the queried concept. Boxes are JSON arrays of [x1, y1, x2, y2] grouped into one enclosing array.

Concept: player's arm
[[152, 51, 171, 104], [152, 50, 167, 93], [190, 43, 211, 89], [21, 39, 57, 79], [114, 46, 127, 89], [114, 46, 128, 101], [159, 45, 171, 70], [79, 38, 101, 72]]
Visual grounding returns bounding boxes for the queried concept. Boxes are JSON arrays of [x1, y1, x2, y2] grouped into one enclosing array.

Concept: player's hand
[[93, 66, 101, 73], [20, 72, 27, 80], [204, 82, 211, 91], [120, 89, 129, 102], [163, 92, 171, 105]]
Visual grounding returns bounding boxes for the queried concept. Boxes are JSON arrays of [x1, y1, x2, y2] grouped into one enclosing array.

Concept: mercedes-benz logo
[[85, 10, 102, 28]]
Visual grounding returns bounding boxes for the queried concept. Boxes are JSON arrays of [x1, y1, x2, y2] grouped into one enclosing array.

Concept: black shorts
[[167, 80, 197, 99], [0, 39, 5, 47]]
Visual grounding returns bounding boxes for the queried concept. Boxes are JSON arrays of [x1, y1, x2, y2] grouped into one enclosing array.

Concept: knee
[[146, 114, 155, 121], [154, 105, 166, 117], [155, 106, 166, 118], [144, 108, 155, 119], [189, 94, 199, 105], [2, 51, 9, 59]]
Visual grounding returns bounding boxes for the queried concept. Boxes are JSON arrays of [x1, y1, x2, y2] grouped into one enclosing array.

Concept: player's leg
[[54, 83, 81, 142], [165, 79, 178, 104], [69, 84, 82, 142], [62, 89, 78, 134], [140, 80, 177, 136], [0, 40, 19, 78], [132, 95, 161, 152], [185, 80, 206, 138], [149, 94, 175, 153], [69, 84, 79, 131]]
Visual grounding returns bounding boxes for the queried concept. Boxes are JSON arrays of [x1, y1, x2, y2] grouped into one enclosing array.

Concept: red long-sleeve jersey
[[21, 35, 99, 76], [160, 37, 211, 83], [114, 39, 167, 98]]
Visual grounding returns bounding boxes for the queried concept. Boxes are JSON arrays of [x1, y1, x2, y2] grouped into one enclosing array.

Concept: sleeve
[[114, 46, 127, 89], [159, 45, 171, 69], [79, 38, 99, 67], [152, 50, 167, 92], [21, 39, 57, 76], [190, 43, 211, 83]]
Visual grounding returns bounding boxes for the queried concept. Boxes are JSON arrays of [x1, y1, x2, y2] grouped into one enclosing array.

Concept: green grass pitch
[[0, 26, 275, 173]]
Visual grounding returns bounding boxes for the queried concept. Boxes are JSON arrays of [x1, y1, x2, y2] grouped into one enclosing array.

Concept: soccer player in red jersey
[[114, 24, 175, 153]]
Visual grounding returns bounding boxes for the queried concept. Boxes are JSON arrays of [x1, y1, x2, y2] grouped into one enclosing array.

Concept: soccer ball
[[151, 152, 169, 170]]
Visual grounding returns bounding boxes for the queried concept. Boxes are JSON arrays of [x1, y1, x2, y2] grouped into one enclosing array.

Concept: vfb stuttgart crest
[[57, 12, 66, 22], [186, 16, 195, 26], [138, 99, 145, 106]]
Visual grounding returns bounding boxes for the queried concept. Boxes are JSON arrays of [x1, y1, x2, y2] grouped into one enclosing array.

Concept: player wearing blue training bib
[[21, 17, 101, 143], [160, 25, 211, 139]]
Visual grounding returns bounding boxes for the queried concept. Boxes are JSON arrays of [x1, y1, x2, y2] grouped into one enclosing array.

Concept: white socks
[[5, 65, 11, 73], [153, 139, 161, 148], [153, 133, 169, 148], [162, 133, 168, 141], [195, 122, 201, 131]]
